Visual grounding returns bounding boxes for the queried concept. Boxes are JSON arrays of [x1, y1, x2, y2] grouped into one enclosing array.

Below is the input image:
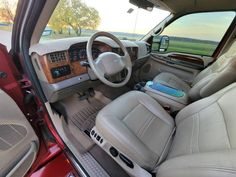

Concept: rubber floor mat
[[69, 100, 105, 132]]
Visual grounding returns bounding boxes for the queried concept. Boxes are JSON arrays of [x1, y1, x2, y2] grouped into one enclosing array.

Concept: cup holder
[[134, 82, 146, 92]]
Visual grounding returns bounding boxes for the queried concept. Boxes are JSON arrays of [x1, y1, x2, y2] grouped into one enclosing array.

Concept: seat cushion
[[96, 91, 174, 170], [157, 83, 236, 177], [153, 72, 191, 93]]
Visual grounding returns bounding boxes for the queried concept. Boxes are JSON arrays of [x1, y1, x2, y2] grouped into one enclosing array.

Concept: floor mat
[[69, 99, 105, 132], [95, 84, 131, 100], [53, 92, 110, 151]]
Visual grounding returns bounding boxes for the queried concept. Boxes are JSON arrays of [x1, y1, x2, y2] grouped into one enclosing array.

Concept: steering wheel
[[86, 31, 132, 87]]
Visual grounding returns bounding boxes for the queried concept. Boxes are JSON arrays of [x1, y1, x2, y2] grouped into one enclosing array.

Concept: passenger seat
[[153, 40, 236, 101]]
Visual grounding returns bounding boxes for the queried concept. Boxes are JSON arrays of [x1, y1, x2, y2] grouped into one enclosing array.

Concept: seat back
[[188, 40, 236, 101], [157, 83, 236, 177]]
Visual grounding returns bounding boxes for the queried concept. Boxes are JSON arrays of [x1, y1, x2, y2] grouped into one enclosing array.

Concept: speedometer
[[69, 46, 102, 61], [92, 48, 101, 59], [69, 49, 79, 61], [79, 49, 86, 60]]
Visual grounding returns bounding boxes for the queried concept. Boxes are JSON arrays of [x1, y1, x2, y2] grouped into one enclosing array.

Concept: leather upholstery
[[95, 83, 236, 176], [157, 151, 236, 177], [157, 83, 236, 176], [153, 72, 191, 93], [96, 91, 174, 170], [153, 40, 236, 101]]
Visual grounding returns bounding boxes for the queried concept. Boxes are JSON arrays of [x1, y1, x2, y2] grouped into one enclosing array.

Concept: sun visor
[[129, 0, 154, 11]]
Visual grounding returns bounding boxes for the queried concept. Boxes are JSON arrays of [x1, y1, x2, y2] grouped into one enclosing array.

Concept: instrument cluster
[[69, 48, 101, 62]]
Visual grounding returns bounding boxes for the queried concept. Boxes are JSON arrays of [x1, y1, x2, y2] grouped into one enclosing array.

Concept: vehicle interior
[[8, 0, 236, 176]]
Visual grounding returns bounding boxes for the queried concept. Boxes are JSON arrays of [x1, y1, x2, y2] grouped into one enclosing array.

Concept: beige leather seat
[[95, 91, 175, 171], [93, 83, 236, 177], [153, 40, 236, 101]]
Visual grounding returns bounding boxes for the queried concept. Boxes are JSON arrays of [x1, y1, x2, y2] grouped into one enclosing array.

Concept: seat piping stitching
[[190, 114, 195, 154], [139, 114, 155, 138], [217, 102, 232, 149], [197, 112, 200, 153]]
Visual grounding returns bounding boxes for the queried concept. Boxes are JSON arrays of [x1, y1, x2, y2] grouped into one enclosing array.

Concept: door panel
[[0, 89, 38, 177], [140, 54, 202, 84], [0, 44, 25, 110], [166, 54, 205, 69]]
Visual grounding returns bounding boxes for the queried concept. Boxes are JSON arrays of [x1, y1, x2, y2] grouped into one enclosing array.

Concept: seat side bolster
[[199, 64, 236, 98], [157, 150, 236, 177], [176, 83, 236, 125]]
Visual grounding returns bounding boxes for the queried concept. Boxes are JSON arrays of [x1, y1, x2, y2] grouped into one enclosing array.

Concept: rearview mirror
[[159, 35, 169, 52], [129, 0, 154, 11]]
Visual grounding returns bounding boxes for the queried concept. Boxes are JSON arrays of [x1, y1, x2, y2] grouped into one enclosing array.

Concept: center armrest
[[146, 81, 185, 98], [144, 81, 189, 112]]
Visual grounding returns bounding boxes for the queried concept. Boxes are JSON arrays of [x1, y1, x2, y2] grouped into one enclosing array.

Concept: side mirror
[[151, 35, 169, 52], [159, 35, 169, 52]]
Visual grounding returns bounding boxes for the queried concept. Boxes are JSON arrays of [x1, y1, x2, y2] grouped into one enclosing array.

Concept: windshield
[[41, 0, 169, 41]]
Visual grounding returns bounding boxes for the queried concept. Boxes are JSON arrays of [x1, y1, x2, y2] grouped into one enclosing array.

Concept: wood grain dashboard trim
[[169, 54, 204, 66], [39, 51, 87, 84]]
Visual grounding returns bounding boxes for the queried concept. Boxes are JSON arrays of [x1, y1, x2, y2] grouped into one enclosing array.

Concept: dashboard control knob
[[53, 70, 60, 77], [80, 61, 90, 67]]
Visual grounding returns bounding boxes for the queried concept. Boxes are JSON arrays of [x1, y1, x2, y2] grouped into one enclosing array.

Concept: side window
[[0, 0, 19, 51], [152, 11, 235, 56]]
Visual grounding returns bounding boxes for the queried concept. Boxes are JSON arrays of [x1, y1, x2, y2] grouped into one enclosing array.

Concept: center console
[[144, 81, 189, 112]]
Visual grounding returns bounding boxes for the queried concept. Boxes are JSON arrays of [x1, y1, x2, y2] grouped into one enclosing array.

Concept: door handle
[[166, 61, 175, 65]]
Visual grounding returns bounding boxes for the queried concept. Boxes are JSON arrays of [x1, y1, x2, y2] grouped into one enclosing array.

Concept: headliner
[[149, 0, 236, 14]]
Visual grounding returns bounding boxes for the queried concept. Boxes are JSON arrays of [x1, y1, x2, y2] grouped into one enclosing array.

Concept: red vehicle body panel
[[0, 44, 25, 110], [30, 153, 78, 177]]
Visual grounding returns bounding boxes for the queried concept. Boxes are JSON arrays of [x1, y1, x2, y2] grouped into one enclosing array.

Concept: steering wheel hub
[[96, 52, 125, 76]]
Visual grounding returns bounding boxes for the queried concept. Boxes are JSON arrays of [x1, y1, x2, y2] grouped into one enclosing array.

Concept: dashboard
[[38, 41, 138, 84], [30, 37, 148, 102]]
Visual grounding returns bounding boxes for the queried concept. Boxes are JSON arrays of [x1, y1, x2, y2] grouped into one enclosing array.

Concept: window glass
[[0, 0, 18, 50], [152, 12, 235, 56], [40, 0, 170, 41]]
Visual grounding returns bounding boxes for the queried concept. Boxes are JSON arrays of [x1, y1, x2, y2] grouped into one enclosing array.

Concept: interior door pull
[[166, 61, 174, 65]]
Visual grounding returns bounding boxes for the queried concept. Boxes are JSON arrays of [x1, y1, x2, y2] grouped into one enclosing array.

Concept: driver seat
[[91, 83, 236, 177]]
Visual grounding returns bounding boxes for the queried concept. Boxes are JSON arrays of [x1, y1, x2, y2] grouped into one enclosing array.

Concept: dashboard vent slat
[[48, 52, 66, 63]]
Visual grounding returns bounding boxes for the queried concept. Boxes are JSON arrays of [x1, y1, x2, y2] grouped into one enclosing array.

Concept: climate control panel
[[51, 65, 71, 79]]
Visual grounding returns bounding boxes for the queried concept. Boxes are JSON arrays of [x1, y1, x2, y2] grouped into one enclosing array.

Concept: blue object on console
[[146, 81, 185, 97]]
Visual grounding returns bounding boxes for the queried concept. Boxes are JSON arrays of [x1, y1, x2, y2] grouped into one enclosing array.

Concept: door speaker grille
[[0, 124, 27, 150]]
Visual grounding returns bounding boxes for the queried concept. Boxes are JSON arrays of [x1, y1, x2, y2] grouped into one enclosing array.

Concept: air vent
[[48, 52, 66, 63]]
